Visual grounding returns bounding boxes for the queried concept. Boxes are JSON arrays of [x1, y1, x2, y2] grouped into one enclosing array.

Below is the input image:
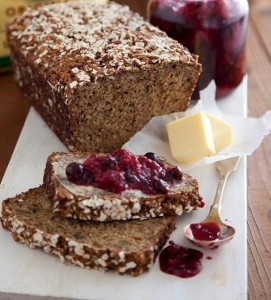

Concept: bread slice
[[44, 152, 203, 222], [1, 186, 176, 276]]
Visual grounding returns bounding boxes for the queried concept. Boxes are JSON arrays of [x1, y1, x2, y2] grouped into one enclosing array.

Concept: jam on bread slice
[[1, 186, 176, 276], [44, 149, 204, 222]]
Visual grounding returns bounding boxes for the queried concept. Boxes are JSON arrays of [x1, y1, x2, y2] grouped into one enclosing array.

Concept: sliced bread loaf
[[1, 186, 176, 276], [7, 1, 201, 153], [44, 151, 204, 222]]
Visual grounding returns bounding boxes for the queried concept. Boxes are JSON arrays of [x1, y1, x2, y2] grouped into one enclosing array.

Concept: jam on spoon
[[190, 222, 221, 241]]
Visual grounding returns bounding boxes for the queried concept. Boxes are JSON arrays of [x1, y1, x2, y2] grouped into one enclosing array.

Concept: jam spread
[[149, 0, 248, 98], [190, 222, 221, 241], [159, 241, 203, 278], [65, 149, 183, 194]]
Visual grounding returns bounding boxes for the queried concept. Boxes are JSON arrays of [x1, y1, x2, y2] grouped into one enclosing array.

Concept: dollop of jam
[[159, 241, 203, 278], [65, 149, 183, 195], [190, 222, 221, 241]]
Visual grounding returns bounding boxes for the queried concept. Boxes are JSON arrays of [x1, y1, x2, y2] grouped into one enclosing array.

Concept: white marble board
[[0, 81, 247, 300]]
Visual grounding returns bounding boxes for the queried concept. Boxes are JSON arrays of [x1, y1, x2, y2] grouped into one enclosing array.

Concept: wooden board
[[0, 80, 247, 300]]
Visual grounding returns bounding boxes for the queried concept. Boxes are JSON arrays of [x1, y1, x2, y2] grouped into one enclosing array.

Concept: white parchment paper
[[124, 81, 271, 171]]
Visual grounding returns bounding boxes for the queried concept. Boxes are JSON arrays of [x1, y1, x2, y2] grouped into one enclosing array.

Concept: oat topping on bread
[[8, 1, 198, 98], [44, 151, 204, 222], [1, 186, 176, 276]]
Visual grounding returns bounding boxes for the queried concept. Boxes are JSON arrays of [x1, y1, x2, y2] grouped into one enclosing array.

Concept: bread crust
[[1, 186, 176, 276], [43, 152, 203, 222]]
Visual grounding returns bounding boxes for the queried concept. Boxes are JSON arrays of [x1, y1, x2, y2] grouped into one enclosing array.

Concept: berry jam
[[65, 149, 183, 195], [149, 0, 249, 98], [190, 222, 221, 241], [159, 241, 203, 278]]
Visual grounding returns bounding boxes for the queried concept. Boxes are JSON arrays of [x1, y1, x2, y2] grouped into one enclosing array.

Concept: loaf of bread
[[44, 151, 203, 221], [7, 1, 201, 152], [1, 186, 176, 276]]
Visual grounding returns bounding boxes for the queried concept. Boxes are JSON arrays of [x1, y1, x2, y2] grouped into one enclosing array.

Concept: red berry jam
[[66, 149, 184, 195], [149, 0, 249, 98], [190, 222, 221, 241], [159, 241, 203, 278]]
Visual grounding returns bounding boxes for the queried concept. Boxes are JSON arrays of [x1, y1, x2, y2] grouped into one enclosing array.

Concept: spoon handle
[[207, 173, 230, 223], [207, 157, 240, 224]]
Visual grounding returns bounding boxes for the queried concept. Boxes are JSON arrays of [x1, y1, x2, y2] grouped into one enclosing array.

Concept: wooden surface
[[246, 1, 271, 299], [0, 0, 270, 299]]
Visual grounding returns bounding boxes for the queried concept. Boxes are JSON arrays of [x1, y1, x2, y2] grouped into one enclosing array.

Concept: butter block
[[205, 112, 233, 152], [167, 112, 216, 164]]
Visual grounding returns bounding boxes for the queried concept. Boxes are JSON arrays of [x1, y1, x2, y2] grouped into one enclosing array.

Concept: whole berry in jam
[[125, 169, 139, 183], [78, 169, 94, 185], [169, 166, 183, 180], [66, 163, 84, 182], [153, 178, 170, 193], [144, 152, 160, 164], [102, 156, 117, 169]]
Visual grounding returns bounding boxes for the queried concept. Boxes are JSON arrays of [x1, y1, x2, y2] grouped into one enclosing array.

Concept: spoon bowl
[[184, 222, 236, 249], [184, 157, 240, 249]]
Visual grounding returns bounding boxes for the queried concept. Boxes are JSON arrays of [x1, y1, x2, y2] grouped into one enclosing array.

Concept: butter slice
[[167, 112, 216, 164], [205, 112, 233, 152]]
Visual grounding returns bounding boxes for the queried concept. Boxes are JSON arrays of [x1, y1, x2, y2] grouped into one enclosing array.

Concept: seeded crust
[[43, 152, 203, 222], [7, 1, 201, 152], [1, 186, 176, 276]]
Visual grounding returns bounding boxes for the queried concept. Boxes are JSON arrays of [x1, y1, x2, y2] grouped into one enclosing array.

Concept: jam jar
[[148, 0, 249, 98]]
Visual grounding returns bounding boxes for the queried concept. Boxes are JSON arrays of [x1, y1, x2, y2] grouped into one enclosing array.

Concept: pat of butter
[[205, 112, 233, 152], [167, 112, 216, 164], [167, 111, 233, 164]]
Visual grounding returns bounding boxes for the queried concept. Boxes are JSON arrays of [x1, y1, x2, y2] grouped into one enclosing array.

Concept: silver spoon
[[184, 156, 240, 249]]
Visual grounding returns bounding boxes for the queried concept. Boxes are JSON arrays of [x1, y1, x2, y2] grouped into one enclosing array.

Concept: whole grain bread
[[43, 152, 203, 222], [7, 1, 201, 153], [1, 186, 176, 276]]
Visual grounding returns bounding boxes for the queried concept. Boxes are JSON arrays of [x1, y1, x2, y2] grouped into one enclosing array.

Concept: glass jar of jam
[[148, 0, 249, 98]]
